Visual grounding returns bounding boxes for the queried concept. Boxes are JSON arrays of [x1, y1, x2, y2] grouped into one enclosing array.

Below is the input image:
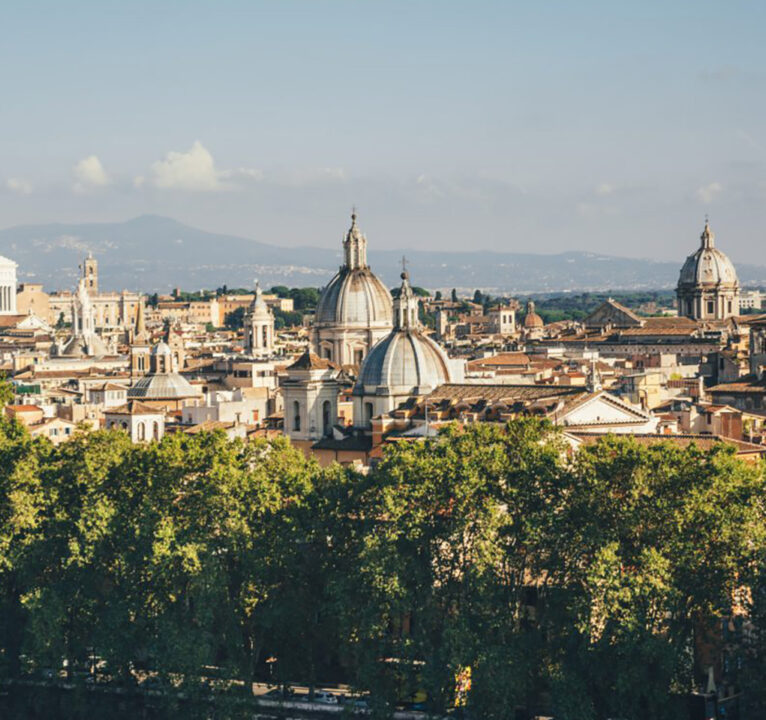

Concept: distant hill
[[2, 214, 765, 294]]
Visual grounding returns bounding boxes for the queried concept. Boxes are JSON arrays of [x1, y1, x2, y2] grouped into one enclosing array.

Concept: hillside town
[[0, 213, 761, 471]]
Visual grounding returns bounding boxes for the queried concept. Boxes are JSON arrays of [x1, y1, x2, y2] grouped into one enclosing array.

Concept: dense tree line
[[0, 417, 764, 719]]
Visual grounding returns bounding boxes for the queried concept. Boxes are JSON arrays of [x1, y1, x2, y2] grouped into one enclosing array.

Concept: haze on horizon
[[1, 0, 765, 264]]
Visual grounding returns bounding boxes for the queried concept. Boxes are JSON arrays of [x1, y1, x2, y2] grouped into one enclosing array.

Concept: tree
[[434, 290, 442, 301], [451, 288, 458, 303], [473, 289, 483, 305], [224, 307, 246, 330], [288, 287, 321, 311]]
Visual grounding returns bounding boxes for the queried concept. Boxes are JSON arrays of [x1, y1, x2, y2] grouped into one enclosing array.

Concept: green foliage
[[224, 306, 246, 329], [273, 308, 303, 330], [0, 421, 763, 719]]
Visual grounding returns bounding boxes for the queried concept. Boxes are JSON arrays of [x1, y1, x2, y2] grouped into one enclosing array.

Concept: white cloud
[[144, 141, 261, 191], [595, 182, 614, 196], [73, 155, 110, 191], [697, 181, 723, 204], [6, 178, 32, 195]]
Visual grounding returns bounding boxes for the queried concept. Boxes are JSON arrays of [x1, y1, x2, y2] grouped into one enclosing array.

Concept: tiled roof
[[106, 400, 163, 416], [570, 432, 766, 456], [288, 350, 336, 371]]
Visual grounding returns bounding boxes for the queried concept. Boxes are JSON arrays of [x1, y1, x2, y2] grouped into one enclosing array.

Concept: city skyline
[[2, 1, 765, 261]]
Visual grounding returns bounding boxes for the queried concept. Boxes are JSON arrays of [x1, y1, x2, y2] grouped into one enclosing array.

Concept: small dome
[[523, 301, 544, 329], [128, 373, 199, 400], [677, 222, 739, 288], [151, 341, 172, 356], [355, 270, 451, 395]]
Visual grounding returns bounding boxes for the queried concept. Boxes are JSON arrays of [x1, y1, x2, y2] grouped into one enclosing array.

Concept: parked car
[[313, 691, 340, 704]]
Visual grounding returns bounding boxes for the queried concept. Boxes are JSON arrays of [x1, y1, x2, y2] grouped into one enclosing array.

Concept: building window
[[292, 401, 301, 432], [137, 422, 145, 441], [153, 421, 160, 440], [728, 300, 733, 314], [707, 300, 714, 315], [364, 402, 374, 427], [322, 400, 332, 436]]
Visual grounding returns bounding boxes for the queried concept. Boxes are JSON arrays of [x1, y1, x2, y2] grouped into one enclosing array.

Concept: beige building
[[16, 283, 51, 319], [48, 254, 142, 329]]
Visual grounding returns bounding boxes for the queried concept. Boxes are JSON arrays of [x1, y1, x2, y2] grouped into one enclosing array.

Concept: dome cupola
[[353, 269, 453, 428], [676, 220, 740, 321], [312, 212, 393, 366]]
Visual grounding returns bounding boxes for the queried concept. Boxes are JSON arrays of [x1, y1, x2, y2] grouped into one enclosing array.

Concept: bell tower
[[83, 252, 98, 294]]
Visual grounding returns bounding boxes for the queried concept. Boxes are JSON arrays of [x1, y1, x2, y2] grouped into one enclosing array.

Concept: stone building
[[281, 350, 341, 444], [104, 400, 165, 443], [0, 255, 18, 315], [312, 212, 393, 365], [48, 254, 142, 329], [677, 221, 740, 321]]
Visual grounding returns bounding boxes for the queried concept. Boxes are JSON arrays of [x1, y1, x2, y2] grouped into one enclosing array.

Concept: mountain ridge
[[3, 215, 765, 294]]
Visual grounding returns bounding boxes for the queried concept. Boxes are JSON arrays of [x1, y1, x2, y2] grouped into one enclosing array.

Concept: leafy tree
[[451, 288, 458, 303], [269, 285, 290, 298], [224, 306, 246, 330], [434, 290, 442, 301]]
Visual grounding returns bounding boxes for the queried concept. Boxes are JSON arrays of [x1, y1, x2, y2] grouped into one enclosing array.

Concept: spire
[[343, 209, 368, 270], [700, 217, 715, 249], [394, 267, 419, 330]]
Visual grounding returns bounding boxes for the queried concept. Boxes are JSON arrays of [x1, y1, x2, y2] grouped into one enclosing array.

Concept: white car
[[313, 691, 340, 704]]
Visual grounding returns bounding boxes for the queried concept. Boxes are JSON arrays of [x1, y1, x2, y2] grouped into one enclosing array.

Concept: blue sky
[[1, 0, 765, 261]]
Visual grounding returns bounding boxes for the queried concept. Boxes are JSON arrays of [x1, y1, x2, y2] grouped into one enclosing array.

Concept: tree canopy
[[0, 418, 763, 719]]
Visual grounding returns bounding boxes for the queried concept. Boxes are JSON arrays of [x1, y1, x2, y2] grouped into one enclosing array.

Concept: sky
[[1, 0, 765, 262]]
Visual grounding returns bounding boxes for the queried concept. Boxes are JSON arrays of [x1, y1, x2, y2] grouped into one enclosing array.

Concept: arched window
[[292, 401, 301, 432], [137, 422, 145, 441], [153, 421, 160, 440], [121, 421, 128, 430], [354, 348, 364, 366], [322, 400, 332, 436], [364, 402, 374, 427]]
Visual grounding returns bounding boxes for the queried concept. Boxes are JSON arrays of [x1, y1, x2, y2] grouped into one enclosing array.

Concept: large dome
[[678, 222, 739, 289], [315, 268, 393, 326], [314, 212, 392, 329]]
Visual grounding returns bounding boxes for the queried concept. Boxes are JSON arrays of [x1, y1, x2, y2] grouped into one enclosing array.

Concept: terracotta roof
[[288, 350, 336, 371], [571, 432, 766, 456], [425, 383, 583, 404], [184, 420, 237, 434], [467, 352, 530, 369], [106, 400, 163, 416], [6, 404, 42, 412], [709, 379, 766, 395]]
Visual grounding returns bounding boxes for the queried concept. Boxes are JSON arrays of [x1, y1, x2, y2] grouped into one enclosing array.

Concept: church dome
[[128, 372, 199, 400], [523, 300, 544, 329], [677, 222, 739, 289], [151, 341, 172, 357], [314, 213, 393, 328], [354, 272, 451, 395]]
